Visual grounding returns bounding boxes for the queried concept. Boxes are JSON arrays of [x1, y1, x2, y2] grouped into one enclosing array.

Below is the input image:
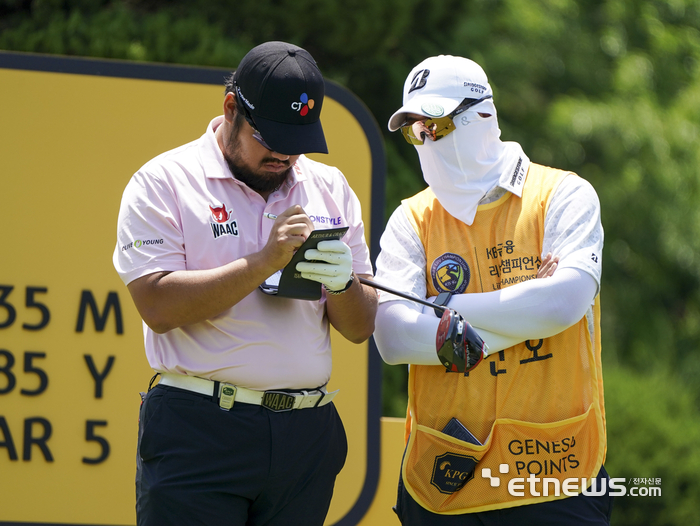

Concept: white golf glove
[[296, 240, 353, 293]]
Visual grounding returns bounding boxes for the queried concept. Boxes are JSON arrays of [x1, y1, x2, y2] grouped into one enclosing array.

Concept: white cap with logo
[[388, 55, 493, 132]]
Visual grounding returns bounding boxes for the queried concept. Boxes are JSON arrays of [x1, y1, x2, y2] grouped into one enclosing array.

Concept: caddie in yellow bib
[[374, 54, 612, 525]]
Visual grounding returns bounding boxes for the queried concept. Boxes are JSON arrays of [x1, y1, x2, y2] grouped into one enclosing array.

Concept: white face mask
[[416, 99, 528, 225]]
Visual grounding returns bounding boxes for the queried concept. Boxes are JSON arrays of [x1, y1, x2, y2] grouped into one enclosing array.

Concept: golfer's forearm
[[127, 254, 277, 333]]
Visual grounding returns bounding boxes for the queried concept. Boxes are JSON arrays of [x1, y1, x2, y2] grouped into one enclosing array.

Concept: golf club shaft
[[358, 277, 447, 312]]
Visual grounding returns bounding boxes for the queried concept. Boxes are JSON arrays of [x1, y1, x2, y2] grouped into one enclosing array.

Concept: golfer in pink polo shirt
[[113, 41, 377, 526]]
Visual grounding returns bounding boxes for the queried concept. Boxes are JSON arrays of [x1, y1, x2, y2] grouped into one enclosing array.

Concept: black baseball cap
[[233, 41, 328, 155]]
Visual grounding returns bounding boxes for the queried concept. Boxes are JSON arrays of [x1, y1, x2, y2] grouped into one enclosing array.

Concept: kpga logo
[[481, 464, 660, 497]]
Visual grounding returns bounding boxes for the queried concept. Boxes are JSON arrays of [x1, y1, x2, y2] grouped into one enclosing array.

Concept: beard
[[223, 127, 291, 193]]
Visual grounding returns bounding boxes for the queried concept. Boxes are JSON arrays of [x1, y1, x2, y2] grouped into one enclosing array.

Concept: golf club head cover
[[436, 308, 487, 375]]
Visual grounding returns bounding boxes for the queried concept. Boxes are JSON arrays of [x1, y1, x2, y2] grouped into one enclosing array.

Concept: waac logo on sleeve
[[209, 203, 239, 239]]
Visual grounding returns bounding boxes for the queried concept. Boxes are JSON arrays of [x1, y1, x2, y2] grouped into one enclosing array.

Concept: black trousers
[[394, 464, 614, 525], [136, 384, 348, 526]]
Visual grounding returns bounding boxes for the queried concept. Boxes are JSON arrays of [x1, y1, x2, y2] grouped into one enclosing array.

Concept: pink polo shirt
[[113, 116, 373, 390]]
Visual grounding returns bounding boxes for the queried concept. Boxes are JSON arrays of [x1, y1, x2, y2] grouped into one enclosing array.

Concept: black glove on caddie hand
[[436, 308, 487, 375]]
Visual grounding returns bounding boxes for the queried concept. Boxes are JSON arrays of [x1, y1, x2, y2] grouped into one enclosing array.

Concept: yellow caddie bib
[[400, 163, 606, 513]]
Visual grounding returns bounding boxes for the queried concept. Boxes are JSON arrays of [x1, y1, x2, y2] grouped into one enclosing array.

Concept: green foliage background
[[3, 0, 700, 523]]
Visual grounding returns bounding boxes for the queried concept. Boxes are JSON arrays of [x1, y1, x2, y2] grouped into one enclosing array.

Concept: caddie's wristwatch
[[433, 290, 453, 317]]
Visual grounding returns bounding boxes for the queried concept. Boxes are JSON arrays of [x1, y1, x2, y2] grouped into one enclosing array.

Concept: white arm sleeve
[[373, 175, 603, 363], [374, 208, 438, 365], [374, 300, 441, 366], [425, 267, 597, 341], [440, 174, 603, 339], [372, 209, 525, 363], [374, 299, 529, 365]]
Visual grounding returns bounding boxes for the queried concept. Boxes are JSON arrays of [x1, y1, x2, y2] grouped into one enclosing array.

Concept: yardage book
[[442, 417, 482, 446], [260, 226, 349, 300]]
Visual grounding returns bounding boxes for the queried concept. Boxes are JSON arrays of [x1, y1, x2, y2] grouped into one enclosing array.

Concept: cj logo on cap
[[291, 93, 314, 116]]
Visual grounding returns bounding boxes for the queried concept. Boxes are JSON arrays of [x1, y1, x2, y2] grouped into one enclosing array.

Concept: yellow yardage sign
[[0, 52, 384, 526]]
